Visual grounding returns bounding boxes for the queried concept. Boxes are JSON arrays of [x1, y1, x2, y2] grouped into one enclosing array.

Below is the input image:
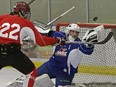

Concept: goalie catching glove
[[82, 29, 98, 47]]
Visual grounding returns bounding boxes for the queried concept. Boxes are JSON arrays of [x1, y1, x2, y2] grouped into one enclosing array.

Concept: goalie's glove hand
[[82, 30, 98, 47], [54, 38, 66, 46]]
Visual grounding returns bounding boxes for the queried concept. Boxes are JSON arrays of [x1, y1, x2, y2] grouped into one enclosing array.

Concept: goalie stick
[[66, 32, 113, 45]]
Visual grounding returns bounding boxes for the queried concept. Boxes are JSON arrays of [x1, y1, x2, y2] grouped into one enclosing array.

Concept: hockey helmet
[[13, 1, 31, 19], [66, 23, 80, 32]]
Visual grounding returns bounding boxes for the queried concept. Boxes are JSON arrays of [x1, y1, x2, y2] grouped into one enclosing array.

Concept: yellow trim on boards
[[5, 61, 116, 76], [78, 65, 116, 76], [34, 62, 116, 76]]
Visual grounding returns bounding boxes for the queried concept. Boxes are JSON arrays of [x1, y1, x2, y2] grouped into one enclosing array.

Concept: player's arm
[[28, 24, 65, 46], [79, 30, 98, 55], [79, 43, 94, 55], [48, 31, 66, 38]]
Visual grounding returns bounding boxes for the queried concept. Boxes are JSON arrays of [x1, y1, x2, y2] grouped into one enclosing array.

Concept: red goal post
[[56, 22, 116, 43], [56, 22, 116, 31]]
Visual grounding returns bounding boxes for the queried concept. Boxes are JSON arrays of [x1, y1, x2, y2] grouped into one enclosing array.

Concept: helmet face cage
[[13, 1, 31, 19]]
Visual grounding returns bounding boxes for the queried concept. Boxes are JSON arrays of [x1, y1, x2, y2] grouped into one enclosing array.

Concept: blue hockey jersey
[[47, 31, 94, 77]]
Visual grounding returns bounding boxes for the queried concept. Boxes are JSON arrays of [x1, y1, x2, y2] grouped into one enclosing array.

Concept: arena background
[[0, 0, 116, 87], [1, 0, 116, 23]]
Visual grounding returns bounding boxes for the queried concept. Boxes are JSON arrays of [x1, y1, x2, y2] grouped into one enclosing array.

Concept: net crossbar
[[56, 23, 116, 31]]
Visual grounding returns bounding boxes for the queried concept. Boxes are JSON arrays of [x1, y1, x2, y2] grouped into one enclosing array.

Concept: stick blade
[[94, 32, 113, 44]]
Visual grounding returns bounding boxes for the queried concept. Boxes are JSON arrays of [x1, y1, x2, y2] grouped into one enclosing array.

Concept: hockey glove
[[82, 30, 98, 47], [54, 37, 65, 46]]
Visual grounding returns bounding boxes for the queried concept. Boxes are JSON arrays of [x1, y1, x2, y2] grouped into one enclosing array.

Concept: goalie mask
[[13, 1, 31, 19], [66, 23, 80, 42]]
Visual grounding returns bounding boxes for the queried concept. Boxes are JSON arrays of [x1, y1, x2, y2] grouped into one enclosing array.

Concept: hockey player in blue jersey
[[35, 23, 98, 87]]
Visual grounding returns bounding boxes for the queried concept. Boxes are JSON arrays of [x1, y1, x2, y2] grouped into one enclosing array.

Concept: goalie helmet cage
[[55, 22, 116, 87]]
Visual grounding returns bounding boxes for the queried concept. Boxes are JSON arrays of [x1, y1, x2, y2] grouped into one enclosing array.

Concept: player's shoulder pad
[[49, 31, 66, 39]]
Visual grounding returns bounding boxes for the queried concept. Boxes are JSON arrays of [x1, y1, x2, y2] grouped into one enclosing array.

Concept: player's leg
[[0, 64, 4, 70], [23, 67, 37, 87], [55, 75, 73, 87], [34, 62, 55, 87], [7, 61, 54, 87], [34, 74, 54, 87], [8, 50, 37, 87], [37, 61, 55, 77], [7, 74, 54, 87]]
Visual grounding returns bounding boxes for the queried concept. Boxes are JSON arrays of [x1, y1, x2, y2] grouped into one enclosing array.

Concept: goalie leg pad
[[58, 83, 86, 87], [33, 74, 54, 87]]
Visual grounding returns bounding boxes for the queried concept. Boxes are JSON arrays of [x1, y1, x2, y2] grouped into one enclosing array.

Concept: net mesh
[[55, 22, 116, 87]]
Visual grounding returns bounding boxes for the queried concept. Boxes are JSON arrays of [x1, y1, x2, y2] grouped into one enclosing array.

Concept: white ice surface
[[0, 67, 116, 87], [0, 68, 23, 87]]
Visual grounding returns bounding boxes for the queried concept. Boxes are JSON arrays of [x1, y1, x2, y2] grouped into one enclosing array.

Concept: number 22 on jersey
[[0, 23, 20, 40]]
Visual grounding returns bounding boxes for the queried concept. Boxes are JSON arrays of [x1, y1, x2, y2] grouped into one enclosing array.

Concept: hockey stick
[[33, 6, 75, 29], [46, 6, 75, 26], [66, 32, 113, 44], [94, 31, 113, 44], [28, 0, 35, 5], [33, 20, 50, 30]]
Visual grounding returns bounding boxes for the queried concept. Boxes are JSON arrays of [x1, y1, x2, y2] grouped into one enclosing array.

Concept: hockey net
[[56, 22, 116, 87]]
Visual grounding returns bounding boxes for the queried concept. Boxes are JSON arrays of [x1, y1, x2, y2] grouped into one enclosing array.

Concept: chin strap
[[68, 35, 76, 42]]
